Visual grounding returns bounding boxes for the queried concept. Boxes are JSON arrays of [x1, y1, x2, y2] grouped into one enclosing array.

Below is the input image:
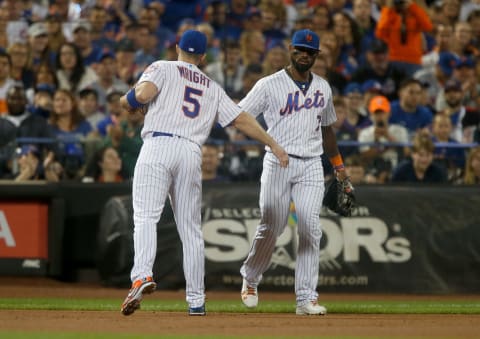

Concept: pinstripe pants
[[130, 136, 205, 308], [240, 152, 325, 305]]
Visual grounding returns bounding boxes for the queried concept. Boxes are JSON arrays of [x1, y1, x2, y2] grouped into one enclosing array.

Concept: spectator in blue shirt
[[48, 89, 92, 180], [152, 0, 206, 32], [49, 89, 92, 138], [87, 5, 117, 52], [259, 3, 287, 46], [389, 78, 433, 139], [96, 90, 123, 137], [350, 0, 378, 67], [224, 0, 252, 40], [205, 0, 228, 41], [89, 51, 129, 112], [351, 39, 408, 101], [71, 20, 103, 67], [133, 24, 157, 76], [342, 82, 372, 137], [137, 6, 175, 57]]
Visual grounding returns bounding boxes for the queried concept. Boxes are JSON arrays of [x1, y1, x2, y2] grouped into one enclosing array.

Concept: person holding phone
[[375, 0, 433, 76], [358, 95, 409, 183]]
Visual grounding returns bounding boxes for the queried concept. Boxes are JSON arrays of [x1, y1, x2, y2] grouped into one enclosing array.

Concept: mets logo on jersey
[[143, 63, 159, 75], [279, 90, 325, 115]]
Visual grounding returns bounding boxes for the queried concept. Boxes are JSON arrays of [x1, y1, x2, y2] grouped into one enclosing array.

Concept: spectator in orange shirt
[[375, 0, 433, 76], [0, 49, 14, 115]]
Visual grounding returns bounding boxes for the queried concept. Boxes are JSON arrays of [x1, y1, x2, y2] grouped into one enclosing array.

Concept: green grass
[[0, 334, 203, 339], [2, 334, 316, 339], [1, 298, 479, 314], [1, 298, 478, 339], [0, 334, 402, 339]]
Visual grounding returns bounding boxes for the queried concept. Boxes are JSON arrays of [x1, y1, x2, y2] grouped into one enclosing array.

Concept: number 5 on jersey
[[183, 86, 203, 118]]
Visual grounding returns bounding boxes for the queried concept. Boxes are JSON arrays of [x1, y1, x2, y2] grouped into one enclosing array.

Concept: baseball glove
[[323, 177, 355, 217]]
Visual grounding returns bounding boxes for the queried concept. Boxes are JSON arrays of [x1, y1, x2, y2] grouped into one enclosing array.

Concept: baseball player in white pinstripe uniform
[[119, 30, 289, 317], [239, 29, 351, 315]]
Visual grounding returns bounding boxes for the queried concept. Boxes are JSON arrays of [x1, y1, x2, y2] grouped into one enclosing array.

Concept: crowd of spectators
[[0, 0, 479, 185]]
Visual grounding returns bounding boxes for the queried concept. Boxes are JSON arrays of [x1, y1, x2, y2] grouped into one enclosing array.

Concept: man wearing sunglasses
[[238, 29, 352, 315]]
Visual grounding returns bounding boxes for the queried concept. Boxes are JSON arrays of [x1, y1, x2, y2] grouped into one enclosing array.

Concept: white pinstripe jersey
[[138, 60, 242, 145], [239, 69, 337, 157]]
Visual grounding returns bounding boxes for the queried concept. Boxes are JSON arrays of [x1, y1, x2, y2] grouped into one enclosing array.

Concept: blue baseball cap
[[291, 29, 320, 51], [36, 83, 56, 95], [96, 50, 116, 63], [343, 82, 363, 96], [361, 79, 382, 93], [18, 144, 40, 157], [178, 30, 207, 55]]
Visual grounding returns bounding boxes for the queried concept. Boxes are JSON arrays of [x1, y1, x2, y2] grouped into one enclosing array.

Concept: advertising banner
[[95, 184, 480, 293], [202, 184, 480, 293], [0, 202, 49, 259]]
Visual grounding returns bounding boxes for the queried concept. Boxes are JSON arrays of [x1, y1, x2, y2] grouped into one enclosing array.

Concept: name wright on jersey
[[177, 66, 211, 88], [279, 90, 325, 115]]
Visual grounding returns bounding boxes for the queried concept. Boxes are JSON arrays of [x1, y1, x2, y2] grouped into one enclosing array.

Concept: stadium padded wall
[[0, 183, 479, 293]]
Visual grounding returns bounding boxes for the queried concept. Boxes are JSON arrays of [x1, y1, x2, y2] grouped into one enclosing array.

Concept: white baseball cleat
[[241, 279, 258, 308], [296, 301, 327, 315]]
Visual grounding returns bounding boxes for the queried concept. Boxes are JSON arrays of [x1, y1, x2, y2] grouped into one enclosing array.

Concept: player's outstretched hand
[[271, 144, 289, 167]]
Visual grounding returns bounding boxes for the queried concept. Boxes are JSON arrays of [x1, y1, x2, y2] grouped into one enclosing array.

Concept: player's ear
[[175, 45, 180, 56], [200, 54, 206, 64]]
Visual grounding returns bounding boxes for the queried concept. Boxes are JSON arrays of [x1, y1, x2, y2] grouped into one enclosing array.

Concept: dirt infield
[[0, 277, 479, 338]]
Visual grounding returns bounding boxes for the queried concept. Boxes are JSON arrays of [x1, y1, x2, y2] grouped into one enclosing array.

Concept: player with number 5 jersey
[[119, 30, 289, 317]]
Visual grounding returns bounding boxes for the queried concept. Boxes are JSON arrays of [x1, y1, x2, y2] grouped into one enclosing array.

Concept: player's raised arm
[[232, 111, 289, 167]]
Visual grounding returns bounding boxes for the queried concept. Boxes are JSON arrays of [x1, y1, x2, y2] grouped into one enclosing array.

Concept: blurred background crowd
[[0, 0, 479, 185]]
